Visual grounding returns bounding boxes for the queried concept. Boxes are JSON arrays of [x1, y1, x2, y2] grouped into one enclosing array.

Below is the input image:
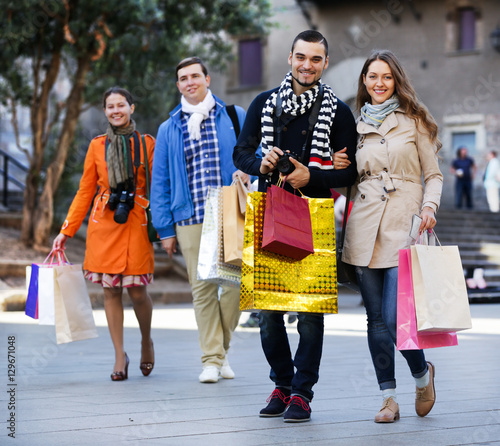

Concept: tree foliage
[[0, 0, 272, 249]]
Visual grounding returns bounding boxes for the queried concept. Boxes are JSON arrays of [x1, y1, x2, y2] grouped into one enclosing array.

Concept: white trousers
[[486, 187, 500, 212]]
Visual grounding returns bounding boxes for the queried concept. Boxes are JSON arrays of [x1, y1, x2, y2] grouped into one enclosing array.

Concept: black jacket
[[233, 87, 357, 198]]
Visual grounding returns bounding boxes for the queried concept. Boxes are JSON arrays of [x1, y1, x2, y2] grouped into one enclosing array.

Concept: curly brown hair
[[356, 50, 441, 152]]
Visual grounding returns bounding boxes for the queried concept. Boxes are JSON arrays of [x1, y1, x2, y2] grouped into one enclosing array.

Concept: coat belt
[[360, 171, 420, 193]]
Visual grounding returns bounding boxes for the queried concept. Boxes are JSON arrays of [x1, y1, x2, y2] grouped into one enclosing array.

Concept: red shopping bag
[[397, 249, 458, 350], [261, 184, 314, 260]]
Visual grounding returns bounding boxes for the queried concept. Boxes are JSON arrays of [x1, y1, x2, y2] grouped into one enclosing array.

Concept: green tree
[[0, 0, 272, 250]]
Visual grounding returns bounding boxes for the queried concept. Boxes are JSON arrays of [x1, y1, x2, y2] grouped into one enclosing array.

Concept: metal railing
[[0, 148, 28, 208]]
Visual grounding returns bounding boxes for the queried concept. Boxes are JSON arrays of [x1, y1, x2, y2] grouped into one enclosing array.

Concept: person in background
[[233, 30, 357, 422], [150, 57, 249, 383], [336, 49, 443, 423], [484, 150, 500, 213], [451, 146, 476, 209], [53, 87, 155, 381]]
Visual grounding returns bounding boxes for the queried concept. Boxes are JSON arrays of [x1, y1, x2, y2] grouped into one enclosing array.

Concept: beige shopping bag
[[222, 182, 246, 266], [235, 175, 249, 214], [197, 187, 241, 286], [411, 239, 472, 332], [53, 264, 98, 344]]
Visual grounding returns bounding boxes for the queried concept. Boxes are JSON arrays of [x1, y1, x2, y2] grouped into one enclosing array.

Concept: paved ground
[[0, 292, 499, 446]]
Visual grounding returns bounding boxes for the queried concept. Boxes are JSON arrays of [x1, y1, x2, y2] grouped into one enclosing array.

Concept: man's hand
[[260, 147, 284, 175], [283, 157, 310, 189], [232, 170, 251, 188], [161, 237, 177, 259]]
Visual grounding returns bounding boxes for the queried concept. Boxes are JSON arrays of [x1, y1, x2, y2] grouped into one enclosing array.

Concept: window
[[445, 4, 483, 54], [452, 132, 476, 156], [458, 8, 476, 51], [238, 39, 262, 87]]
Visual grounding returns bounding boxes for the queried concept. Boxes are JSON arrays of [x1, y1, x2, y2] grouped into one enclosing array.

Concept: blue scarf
[[360, 96, 399, 128]]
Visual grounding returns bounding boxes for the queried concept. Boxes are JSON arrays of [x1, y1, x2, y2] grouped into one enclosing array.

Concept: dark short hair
[[102, 87, 133, 108], [291, 30, 328, 57], [175, 57, 208, 80]]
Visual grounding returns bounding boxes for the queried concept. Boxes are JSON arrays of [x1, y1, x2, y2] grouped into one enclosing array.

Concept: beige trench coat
[[343, 109, 443, 268]]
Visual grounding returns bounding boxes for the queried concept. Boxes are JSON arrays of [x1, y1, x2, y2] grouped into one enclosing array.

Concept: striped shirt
[[178, 107, 223, 226]]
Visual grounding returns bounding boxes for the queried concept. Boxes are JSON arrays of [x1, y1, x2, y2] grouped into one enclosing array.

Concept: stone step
[[0, 191, 24, 212], [459, 252, 500, 262], [438, 234, 500, 243], [0, 212, 22, 229], [0, 255, 187, 280], [0, 276, 194, 312], [467, 287, 500, 303]]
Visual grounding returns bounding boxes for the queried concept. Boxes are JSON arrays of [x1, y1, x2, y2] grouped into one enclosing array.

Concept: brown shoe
[[415, 361, 436, 417], [374, 397, 400, 423]]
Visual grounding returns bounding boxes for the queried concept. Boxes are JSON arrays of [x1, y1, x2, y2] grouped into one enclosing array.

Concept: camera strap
[[275, 83, 324, 164]]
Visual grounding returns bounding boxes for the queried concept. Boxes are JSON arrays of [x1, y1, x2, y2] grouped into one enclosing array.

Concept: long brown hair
[[356, 50, 441, 152]]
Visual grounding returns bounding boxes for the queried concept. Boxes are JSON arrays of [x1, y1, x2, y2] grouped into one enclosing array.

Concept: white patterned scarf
[[260, 72, 338, 169], [181, 89, 216, 140], [360, 96, 399, 128]]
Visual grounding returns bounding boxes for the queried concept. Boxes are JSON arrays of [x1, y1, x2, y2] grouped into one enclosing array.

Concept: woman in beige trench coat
[[335, 50, 443, 423]]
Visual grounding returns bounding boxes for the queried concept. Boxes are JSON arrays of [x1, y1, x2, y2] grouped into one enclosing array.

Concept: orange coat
[[61, 133, 155, 275]]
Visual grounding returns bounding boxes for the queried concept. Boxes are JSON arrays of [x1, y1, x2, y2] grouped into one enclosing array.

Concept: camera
[[114, 190, 135, 224], [108, 189, 121, 211], [108, 184, 135, 224], [276, 152, 296, 175]]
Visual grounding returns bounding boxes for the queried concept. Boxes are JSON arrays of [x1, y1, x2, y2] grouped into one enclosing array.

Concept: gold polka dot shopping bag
[[240, 191, 338, 314]]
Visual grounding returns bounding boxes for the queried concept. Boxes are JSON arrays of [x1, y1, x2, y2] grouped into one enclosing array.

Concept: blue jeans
[[259, 311, 324, 401], [356, 266, 428, 390], [455, 179, 473, 209]]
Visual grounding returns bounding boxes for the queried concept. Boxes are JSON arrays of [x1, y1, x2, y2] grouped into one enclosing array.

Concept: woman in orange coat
[[53, 87, 155, 381]]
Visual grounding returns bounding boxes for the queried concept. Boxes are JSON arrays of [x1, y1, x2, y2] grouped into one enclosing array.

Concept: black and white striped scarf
[[260, 72, 338, 169]]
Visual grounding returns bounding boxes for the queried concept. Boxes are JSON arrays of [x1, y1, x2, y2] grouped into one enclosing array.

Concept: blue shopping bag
[[25, 264, 39, 319]]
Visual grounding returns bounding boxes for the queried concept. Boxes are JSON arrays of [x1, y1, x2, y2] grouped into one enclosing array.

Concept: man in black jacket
[[233, 30, 357, 422]]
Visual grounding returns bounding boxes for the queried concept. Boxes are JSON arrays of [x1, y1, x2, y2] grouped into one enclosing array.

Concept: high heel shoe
[[140, 340, 154, 377], [111, 353, 129, 381]]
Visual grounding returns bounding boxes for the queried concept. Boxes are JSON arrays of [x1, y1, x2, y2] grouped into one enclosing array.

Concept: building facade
[[211, 0, 500, 209]]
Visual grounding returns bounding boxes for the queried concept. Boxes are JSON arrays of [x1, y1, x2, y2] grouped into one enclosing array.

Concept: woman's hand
[[333, 147, 350, 170], [260, 146, 284, 175], [53, 233, 69, 251], [419, 206, 437, 233]]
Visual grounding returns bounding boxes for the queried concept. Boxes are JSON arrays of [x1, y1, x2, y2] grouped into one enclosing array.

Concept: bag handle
[[231, 175, 249, 191], [416, 229, 440, 248], [276, 175, 307, 198], [43, 249, 70, 265]]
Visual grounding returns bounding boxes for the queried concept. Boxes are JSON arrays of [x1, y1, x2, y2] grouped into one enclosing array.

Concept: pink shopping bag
[[397, 249, 458, 350]]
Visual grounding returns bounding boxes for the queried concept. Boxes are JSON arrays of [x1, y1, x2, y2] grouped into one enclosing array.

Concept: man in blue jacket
[[151, 56, 248, 383]]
